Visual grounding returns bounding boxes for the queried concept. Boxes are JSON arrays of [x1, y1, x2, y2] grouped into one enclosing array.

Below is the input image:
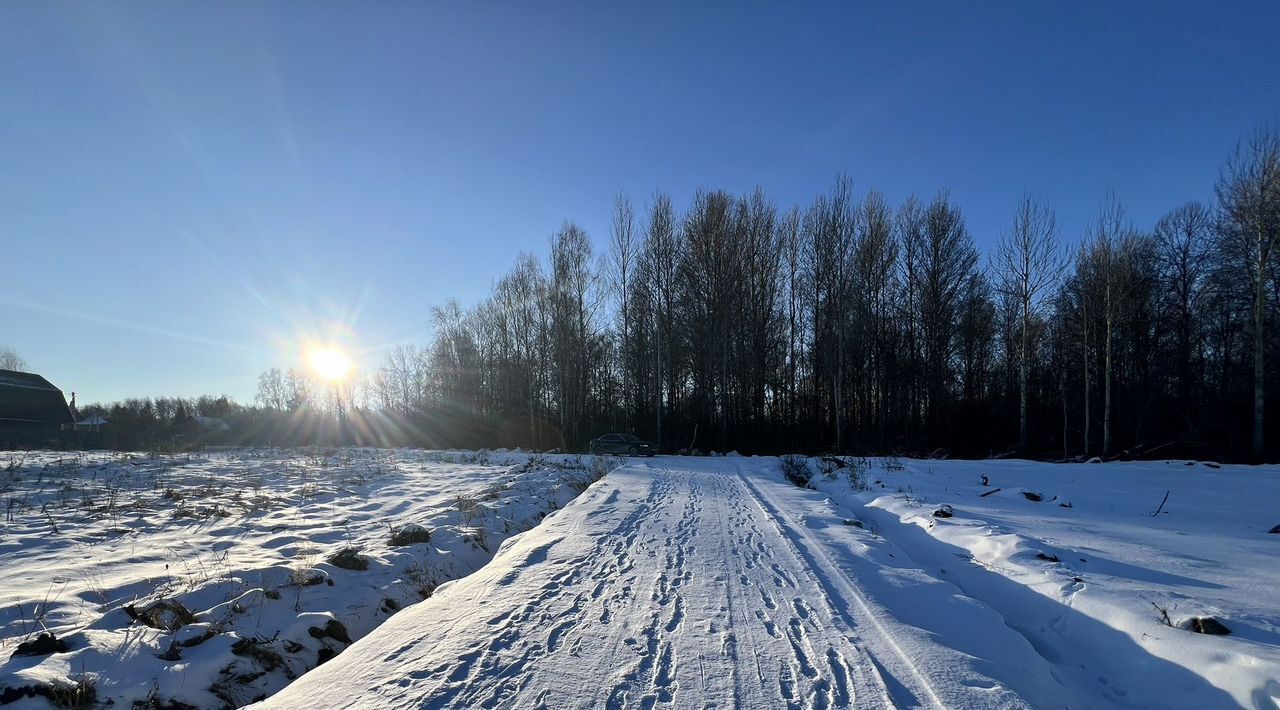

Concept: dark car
[[589, 433, 656, 457]]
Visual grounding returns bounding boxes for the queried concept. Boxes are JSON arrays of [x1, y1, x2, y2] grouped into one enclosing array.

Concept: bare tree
[[1216, 126, 1280, 459], [429, 299, 482, 416], [853, 189, 898, 443], [915, 191, 979, 447], [1154, 202, 1213, 427], [549, 222, 600, 448], [373, 344, 430, 414], [803, 176, 858, 450], [256, 368, 288, 410], [0, 346, 28, 372], [994, 195, 1065, 452], [503, 254, 550, 446], [779, 206, 804, 430], [609, 193, 638, 428], [1065, 243, 1097, 456], [680, 189, 741, 448], [733, 187, 783, 437], [896, 196, 927, 446], [284, 368, 314, 411], [639, 193, 681, 451], [957, 272, 997, 410], [1084, 196, 1139, 456]]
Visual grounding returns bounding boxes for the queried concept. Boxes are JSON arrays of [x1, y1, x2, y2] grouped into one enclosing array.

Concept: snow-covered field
[[0, 448, 616, 708], [257, 455, 1280, 709], [808, 456, 1280, 709], [2, 450, 1277, 709]]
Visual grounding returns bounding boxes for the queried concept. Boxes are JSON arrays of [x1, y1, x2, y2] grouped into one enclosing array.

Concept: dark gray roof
[[0, 370, 59, 390], [0, 369, 74, 426]]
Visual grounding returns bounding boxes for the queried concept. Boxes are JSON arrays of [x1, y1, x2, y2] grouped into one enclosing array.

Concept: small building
[[0, 369, 74, 429], [74, 414, 109, 432], [191, 415, 230, 432]]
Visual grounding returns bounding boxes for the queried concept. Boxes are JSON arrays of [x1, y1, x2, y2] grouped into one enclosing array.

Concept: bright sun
[[307, 346, 353, 382]]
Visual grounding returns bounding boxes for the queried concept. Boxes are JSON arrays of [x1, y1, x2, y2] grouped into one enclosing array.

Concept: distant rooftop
[[0, 368, 74, 426], [0, 369, 60, 391]]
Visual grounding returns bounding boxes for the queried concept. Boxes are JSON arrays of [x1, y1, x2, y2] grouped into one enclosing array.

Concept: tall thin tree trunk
[[1061, 373, 1069, 459], [1083, 314, 1091, 457], [1019, 295, 1030, 452], [1254, 272, 1266, 459], [655, 327, 662, 452], [835, 326, 845, 451], [1103, 314, 1113, 456]]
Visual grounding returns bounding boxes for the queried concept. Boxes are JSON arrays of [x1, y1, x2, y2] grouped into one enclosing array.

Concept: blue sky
[[2, 2, 1277, 404]]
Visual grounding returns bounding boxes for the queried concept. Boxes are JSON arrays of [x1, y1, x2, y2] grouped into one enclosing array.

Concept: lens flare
[[307, 346, 353, 381]]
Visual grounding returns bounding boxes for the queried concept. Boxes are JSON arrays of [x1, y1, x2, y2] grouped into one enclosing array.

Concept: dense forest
[[78, 127, 1279, 461]]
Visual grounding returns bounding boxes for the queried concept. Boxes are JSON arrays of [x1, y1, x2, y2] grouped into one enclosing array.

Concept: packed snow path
[[262, 458, 1098, 709]]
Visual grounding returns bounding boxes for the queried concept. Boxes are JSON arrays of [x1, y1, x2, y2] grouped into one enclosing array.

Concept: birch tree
[[994, 195, 1065, 451], [1216, 127, 1280, 459]]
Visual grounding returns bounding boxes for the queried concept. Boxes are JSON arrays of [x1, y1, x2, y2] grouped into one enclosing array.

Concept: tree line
[[68, 126, 1278, 461], [352, 126, 1279, 461]]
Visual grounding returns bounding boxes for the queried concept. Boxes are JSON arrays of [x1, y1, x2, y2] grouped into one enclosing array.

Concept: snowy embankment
[[0, 448, 616, 708], [807, 456, 1280, 708]]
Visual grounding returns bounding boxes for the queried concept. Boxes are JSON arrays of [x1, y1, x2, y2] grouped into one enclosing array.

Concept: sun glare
[[307, 346, 353, 382]]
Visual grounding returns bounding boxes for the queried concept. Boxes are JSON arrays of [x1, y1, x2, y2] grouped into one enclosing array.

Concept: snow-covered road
[[261, 458, 1082, 709]]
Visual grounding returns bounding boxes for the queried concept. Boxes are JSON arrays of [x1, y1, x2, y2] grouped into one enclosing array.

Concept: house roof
[[0, 369, 74, 426], [0, 370, 60, 391]]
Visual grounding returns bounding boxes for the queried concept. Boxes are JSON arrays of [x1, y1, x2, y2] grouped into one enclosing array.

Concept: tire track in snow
[[733, 464, 942, 708], [704, 468, 854, 710]]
